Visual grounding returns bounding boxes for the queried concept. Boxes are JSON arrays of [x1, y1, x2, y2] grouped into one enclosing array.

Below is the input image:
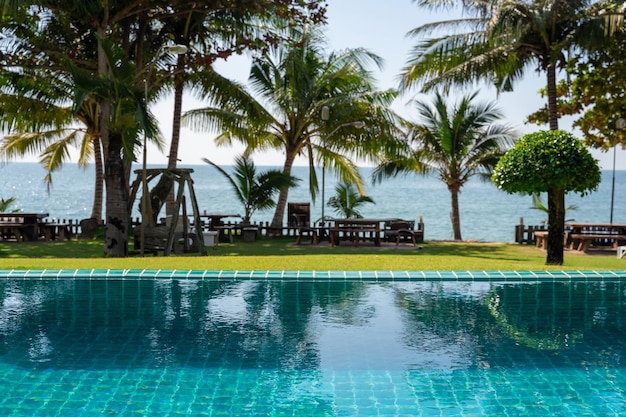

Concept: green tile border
[[0, 269, 625, 282]]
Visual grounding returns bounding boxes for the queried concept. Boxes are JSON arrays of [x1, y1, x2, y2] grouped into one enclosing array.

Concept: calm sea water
[[1, 162, 625, 242]]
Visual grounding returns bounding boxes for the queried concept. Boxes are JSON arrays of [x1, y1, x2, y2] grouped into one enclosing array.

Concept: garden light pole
[[320, 106, 365, 225], [612, 118, 625, 224], [141, 44, 188, 256]]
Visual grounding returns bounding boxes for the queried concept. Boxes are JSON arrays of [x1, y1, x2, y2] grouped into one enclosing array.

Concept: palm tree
[[183, 26, 399, 229], [203, 154, 300, 224], [0, 197, 19, 213], [402, 0, 618, 131], [0, 74, 105, 221], [327, 182, 375, 219], [373, 92, 514, 241]]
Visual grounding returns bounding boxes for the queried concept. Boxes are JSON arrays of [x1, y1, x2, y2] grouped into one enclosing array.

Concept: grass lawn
[[1, 236, 624, 271]]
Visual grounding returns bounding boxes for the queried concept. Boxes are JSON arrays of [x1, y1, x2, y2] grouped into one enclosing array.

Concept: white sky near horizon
[[10, 0, 626, 170]]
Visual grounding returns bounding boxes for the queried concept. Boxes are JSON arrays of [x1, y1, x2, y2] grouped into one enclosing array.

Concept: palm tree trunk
[[104, 131, 129, 257], [449, 185, 462, 241], [546, 187, 565, 265], [90, 135, 104, 221], [547, 64, 559, 131], [165, 57, 186, 216], [270, 152, 297, 228]]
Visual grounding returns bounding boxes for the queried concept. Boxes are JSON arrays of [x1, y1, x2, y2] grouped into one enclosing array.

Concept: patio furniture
[[288, 202, 317, 244], [618, 246, 626, 259], [385, 221, 418, 246], [330, 218, 382, 246]]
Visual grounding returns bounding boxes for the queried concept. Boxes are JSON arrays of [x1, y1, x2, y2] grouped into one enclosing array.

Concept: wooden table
[[565, 223, 626, 252], [329, 218, 383, 247], [198, 213, 241, 230], [0, 212, 49, 241]]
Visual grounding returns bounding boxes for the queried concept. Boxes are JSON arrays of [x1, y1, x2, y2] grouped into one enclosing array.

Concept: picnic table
[[329, 218, 383, 247], [0, 212, 49, 241], [565, 222, 626, 252]]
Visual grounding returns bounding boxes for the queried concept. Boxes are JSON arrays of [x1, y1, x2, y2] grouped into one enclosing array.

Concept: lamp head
[[352, 121, 365, 129], [321, 106, 330, 121], [163, 44, 188, 55], [617, 118, 626, 130]]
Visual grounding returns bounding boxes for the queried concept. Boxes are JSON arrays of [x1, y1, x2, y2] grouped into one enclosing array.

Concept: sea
[[1, 162, 625, 243]]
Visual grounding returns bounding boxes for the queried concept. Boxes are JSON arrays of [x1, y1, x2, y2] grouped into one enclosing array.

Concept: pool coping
[[1, 269, 625, 282]]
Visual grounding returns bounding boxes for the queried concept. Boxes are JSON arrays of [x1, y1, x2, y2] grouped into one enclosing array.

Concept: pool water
[[1, 277, 625, 416]]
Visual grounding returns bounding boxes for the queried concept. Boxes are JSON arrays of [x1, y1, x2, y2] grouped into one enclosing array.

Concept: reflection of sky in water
[[318, 285, 473, 371], [1, 279, 625, 371]]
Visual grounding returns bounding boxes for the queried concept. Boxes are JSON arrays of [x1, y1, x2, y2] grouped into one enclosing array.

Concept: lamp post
[[612, 118, 625, 225], [140, 44, 188, 256], [319, 106, 365, 225]]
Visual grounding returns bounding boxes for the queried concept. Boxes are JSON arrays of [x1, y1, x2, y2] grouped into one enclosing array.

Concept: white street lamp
[[140, 44, 188, 256], [612, 118, 626, 225], [320, 106, 365, 225]]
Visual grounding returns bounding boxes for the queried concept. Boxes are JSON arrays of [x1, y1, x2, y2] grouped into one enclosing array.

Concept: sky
[[82, 0, 626, 171]]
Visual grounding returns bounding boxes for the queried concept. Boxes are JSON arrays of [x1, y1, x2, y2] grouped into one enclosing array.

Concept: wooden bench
[[330, 221, 381, 247], [39, 223, 73, 241], [569, 233, 626, 252], [534, 231, 548, 249], [214, 224, 243, 243], [0, 223, 28, 241]]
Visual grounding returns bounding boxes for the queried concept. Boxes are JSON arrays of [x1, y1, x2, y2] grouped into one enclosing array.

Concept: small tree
[[492, 130, 601, 265], [203, 154, 300, 224], [0, 197, 19, 213], [327, 182, 375, 219]]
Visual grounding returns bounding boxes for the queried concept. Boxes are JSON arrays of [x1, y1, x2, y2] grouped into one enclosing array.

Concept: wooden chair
[[385, 221, 417, 246], [288, 202, 317, 244], [292, 214, 317, 245]]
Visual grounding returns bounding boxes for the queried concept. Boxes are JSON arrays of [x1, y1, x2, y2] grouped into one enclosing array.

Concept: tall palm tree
[[402, 0, 618, 131], [183, 26, 399, 229], [373, 92, 514, 241], [203, 154, 300, 224]]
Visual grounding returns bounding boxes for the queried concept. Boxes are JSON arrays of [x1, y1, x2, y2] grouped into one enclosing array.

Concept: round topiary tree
[[491, 130, 601, 265]]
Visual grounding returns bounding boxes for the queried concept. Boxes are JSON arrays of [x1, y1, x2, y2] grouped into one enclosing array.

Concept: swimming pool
[[1, 270, 626, 416]]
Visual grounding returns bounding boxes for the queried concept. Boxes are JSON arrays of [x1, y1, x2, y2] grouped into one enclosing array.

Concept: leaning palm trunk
[[270, 152, 297, 228], [165, 60, 186, 216], [90, 136, 104, 220]]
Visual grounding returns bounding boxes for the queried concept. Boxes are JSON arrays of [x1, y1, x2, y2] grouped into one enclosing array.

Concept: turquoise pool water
[[1, 270, 626, 416]]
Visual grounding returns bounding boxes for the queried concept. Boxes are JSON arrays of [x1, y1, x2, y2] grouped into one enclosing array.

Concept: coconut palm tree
[[402, 0, 619, 131], [327, 182, 375, 219], [0, 74, 106, 220], [373, 91, 515, 241], [183, 26, 399, 229], [203, 154, 300, 224]]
